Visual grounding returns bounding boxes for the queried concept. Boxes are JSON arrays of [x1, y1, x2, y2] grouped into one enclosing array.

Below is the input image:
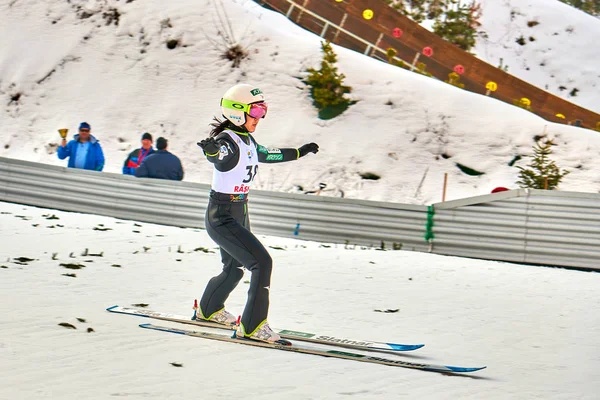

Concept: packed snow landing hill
[[1, 203, 599, 399]]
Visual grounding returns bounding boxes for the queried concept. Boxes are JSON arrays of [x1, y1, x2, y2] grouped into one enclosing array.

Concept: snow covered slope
[[1, 202, 599, 399], [1, 0, 599, 205], [475, 0, 600, 113]]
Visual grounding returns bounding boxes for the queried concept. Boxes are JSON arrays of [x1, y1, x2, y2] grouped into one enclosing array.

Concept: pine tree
[[433, 1, 481, 51], [516, 140, 570, 190], [384, 1, 483, 50], [427, 0, 448, 19], [305, 41, 352, 111], [406, 0, 428, 22], [384, 0, 450, 22]]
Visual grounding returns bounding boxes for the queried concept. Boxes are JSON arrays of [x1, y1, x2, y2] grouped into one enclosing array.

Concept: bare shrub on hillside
[[204, 0, 254, 68]]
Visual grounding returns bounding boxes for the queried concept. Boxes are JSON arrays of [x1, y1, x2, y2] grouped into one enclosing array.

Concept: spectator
[[134, 137, 184, 181], [57, 122, 105, 171], [122, 132, 155, 175]]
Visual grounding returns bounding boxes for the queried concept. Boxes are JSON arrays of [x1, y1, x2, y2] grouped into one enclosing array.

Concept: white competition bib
[[211, 130, 259, 194]]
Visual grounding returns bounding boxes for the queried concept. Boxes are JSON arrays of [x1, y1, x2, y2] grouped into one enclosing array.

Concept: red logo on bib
[[234, 185, 250, 193]]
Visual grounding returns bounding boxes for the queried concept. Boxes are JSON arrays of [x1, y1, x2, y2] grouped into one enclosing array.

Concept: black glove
[[298, 142, 319, 158], [197, 137, 220, 154]]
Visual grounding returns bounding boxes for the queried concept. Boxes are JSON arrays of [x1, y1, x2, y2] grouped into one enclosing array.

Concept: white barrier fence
[[0, 157, 429, 252], [1, 157, 598, 271], [431, 190, 600, 270]]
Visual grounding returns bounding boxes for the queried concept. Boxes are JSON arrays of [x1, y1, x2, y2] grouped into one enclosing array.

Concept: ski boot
[[192, 299, 236, 326]]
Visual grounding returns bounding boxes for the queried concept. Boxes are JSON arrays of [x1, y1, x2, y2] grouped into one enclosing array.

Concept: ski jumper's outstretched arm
[[251, 134, 318, 163], [199, 132, 319, 170]]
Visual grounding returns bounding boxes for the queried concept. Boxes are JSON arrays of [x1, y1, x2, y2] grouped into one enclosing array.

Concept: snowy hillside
[[475, 0, 600, 114], [1, 0, 600, 205], [1, 202, 599, 399], [386, 0, 600, 113]]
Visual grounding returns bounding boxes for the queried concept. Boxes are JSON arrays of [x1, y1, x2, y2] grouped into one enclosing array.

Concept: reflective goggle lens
[[248, 102, 268, 119]]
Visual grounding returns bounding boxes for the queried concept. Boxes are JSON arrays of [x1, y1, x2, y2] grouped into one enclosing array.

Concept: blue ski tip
[[139, 323, 152, 328], [387, 343, 425, 351], [106, 305, 118, 311], [443, 365, 487, 373]]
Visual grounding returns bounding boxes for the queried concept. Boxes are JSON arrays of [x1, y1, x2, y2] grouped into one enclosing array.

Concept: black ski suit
[[199, 129, 301, 336]]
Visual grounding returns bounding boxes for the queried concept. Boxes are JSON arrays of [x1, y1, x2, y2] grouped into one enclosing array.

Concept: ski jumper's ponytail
[[209, 117, 249, 137]]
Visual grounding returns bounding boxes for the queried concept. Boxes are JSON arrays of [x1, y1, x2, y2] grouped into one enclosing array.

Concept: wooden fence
[[256, 0, 600, 131]]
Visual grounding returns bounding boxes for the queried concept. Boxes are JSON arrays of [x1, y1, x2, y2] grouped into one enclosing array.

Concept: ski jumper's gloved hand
[[197, 137, 220, 155], [298, 143, 319, 158]]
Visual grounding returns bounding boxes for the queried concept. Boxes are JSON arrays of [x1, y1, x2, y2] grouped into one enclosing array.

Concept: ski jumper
[[200, 129, 300, 336]]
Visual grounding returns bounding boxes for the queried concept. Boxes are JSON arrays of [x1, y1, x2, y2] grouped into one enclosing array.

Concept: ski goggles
[[221, 99, 268, 119]]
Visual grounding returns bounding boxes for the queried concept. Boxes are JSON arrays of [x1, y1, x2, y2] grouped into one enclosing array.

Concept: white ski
[[107, 305, 424, 352], [139, 323, 486, 374]]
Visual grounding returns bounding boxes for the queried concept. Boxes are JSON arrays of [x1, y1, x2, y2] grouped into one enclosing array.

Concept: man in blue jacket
[[135, 137, 184, 181], [57, 122, 105, 171]]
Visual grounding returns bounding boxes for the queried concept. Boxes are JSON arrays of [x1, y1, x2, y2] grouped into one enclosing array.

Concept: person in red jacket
[[122, 132, 155, 175], [134, 137, 184, 181]]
